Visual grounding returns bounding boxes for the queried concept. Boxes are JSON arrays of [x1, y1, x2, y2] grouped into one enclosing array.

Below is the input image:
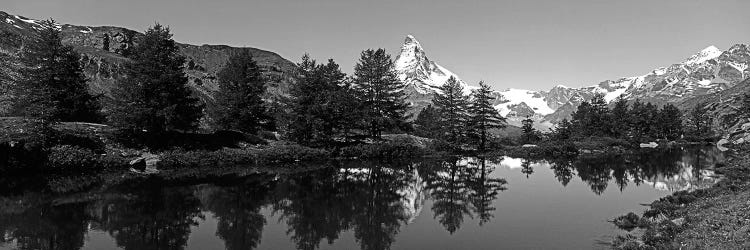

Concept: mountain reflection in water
[[0, 146, 724, 250]]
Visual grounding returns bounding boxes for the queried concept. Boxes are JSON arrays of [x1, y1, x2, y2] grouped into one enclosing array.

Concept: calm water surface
[[0, 146, 725, 250]]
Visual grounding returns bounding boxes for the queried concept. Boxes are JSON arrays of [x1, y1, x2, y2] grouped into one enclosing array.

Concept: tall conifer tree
[[414, 105, 442, 138], [521, 117, 536, 143], [657, 104, 683, 140], [353, 49, 409, 140], [468, 81, 506, 150], [213, 50, 270, 133], [685, 103, 713, 138], [14, 19, 101, 123], [432, 76, 470, 143], [108, 24, 203, 132]]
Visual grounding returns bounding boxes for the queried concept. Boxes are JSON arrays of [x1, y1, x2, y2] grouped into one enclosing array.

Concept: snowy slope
[[493, 89, 555, 117], [394, 35, 474, 95]]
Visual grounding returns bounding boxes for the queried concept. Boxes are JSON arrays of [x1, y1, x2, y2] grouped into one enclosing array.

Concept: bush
[[256, 143, 331, 163], [53, 129, 105, 152], [612, 212, 642, 230], [112, 129, 263, 151], [340, 138, 429, 159], [47, 145, 98, 171], [573, 136, 632, 150], [158, 143, 330, 169]]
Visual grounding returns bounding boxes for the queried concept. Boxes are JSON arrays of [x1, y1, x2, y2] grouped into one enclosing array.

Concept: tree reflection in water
[[0, 146, 724, 250]]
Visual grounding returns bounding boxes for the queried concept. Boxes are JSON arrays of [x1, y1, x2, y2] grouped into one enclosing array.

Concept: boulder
[[129, 158, 146, 172]]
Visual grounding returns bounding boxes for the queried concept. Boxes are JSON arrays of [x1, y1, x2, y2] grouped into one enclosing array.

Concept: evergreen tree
[[609, 97, 630, 138], [432, 76, 470, 143], [551, 118, 573, 141], [13, 19, 101, 123], [657, 104, 683, 140], [685, 103, 713, 138], [288, 55, 361, 145], [468, 81, 507, 150], [414, 104, 442, 138], [570, 94, 610, 137], [643, 103, 660, 139], [108, 24, 203, 132], [521, 116, 536, 143], [212, 50, 270, 133], [353, 49, 409, 140]]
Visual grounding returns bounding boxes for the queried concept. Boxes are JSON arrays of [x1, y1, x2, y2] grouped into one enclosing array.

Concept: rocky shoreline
[[613, 144, 750, 249]]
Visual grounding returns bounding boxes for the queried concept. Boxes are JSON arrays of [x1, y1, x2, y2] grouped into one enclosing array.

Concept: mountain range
[[1, 10, 749, 131], [393, 34, 750, 129]]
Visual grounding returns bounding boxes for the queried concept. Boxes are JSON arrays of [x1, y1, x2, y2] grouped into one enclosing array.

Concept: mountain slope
[[0, 10, 298, 117], [543, 44, 750, 123]]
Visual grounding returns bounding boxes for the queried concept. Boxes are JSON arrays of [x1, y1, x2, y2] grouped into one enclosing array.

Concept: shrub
[[612, 212, 642, 230], [157, 143, 330, 169], [47, 145, 98, 171], [340, 139, 429, 159], [256, 143, 330, 163], [53, 130, 106, 152], [573, 136, 632, 149]]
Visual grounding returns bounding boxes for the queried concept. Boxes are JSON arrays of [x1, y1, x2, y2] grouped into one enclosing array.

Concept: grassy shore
[[613, 144, 750, 249]]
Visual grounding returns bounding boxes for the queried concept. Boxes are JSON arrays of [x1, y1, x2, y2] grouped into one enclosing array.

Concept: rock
[[671, 217, 686, 227], [129, 158, 146, 172]]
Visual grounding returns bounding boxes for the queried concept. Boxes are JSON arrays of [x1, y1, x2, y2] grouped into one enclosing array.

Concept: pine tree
[[13, 19, 101, 123], [432, 76, 470, 143], [570, 101, 592, 136], [628, 100, 647, 139], [212, 50, 270, 133], [643, 103, 660, 139], [468, 81, 506, 150], [353, 49, 409, 140], [287, 54, 319, 143], [108, 24, 203, 132], [521, 116, 536, 143], [288, 55, 360, 145], [685, 103, 713, 139], [657, 104, 683, 140], [609, 98, 630, 138], [414, 104, 442, 138], [552, 118, 573, 141]]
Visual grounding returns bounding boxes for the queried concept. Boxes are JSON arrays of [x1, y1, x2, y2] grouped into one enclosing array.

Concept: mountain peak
[[394, 34, 470, 95], [684, 45, 722, 65]]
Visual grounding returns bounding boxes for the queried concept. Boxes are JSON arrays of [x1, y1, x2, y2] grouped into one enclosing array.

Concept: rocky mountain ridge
[[0, 10, 298, 117], [393, 35, 750, 128]]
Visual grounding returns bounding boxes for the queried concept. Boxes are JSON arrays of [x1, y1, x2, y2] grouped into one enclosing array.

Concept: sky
[[4, 0, 750, 91]]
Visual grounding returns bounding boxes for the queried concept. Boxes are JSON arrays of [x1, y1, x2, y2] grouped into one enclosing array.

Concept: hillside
[[0, 10, 298, 118]]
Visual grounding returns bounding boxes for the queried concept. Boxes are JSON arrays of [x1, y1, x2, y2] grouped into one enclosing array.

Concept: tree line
[[549, 94, 715, 142], [7, 20, 508, 151]]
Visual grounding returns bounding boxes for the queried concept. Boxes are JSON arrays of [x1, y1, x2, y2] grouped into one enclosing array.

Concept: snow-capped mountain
[[544, 44, 750, 123], [396, 35, 749, 128], [394, 35, 473, 95]]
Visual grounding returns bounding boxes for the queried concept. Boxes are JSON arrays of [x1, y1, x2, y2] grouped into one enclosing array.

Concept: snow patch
[[683, 45, 722, 65], [493, 88, 554, 117]]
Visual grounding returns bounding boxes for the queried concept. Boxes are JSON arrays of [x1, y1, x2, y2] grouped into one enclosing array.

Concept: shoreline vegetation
[[611, 144, 750, 249]]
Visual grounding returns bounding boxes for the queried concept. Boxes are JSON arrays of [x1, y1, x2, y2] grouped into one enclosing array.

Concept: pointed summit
[[684, 45, 722, 65], [393, 34, 471, 95]]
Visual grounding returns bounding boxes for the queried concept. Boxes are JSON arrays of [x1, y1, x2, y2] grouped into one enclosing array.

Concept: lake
[[0, 146, 725, 250]]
